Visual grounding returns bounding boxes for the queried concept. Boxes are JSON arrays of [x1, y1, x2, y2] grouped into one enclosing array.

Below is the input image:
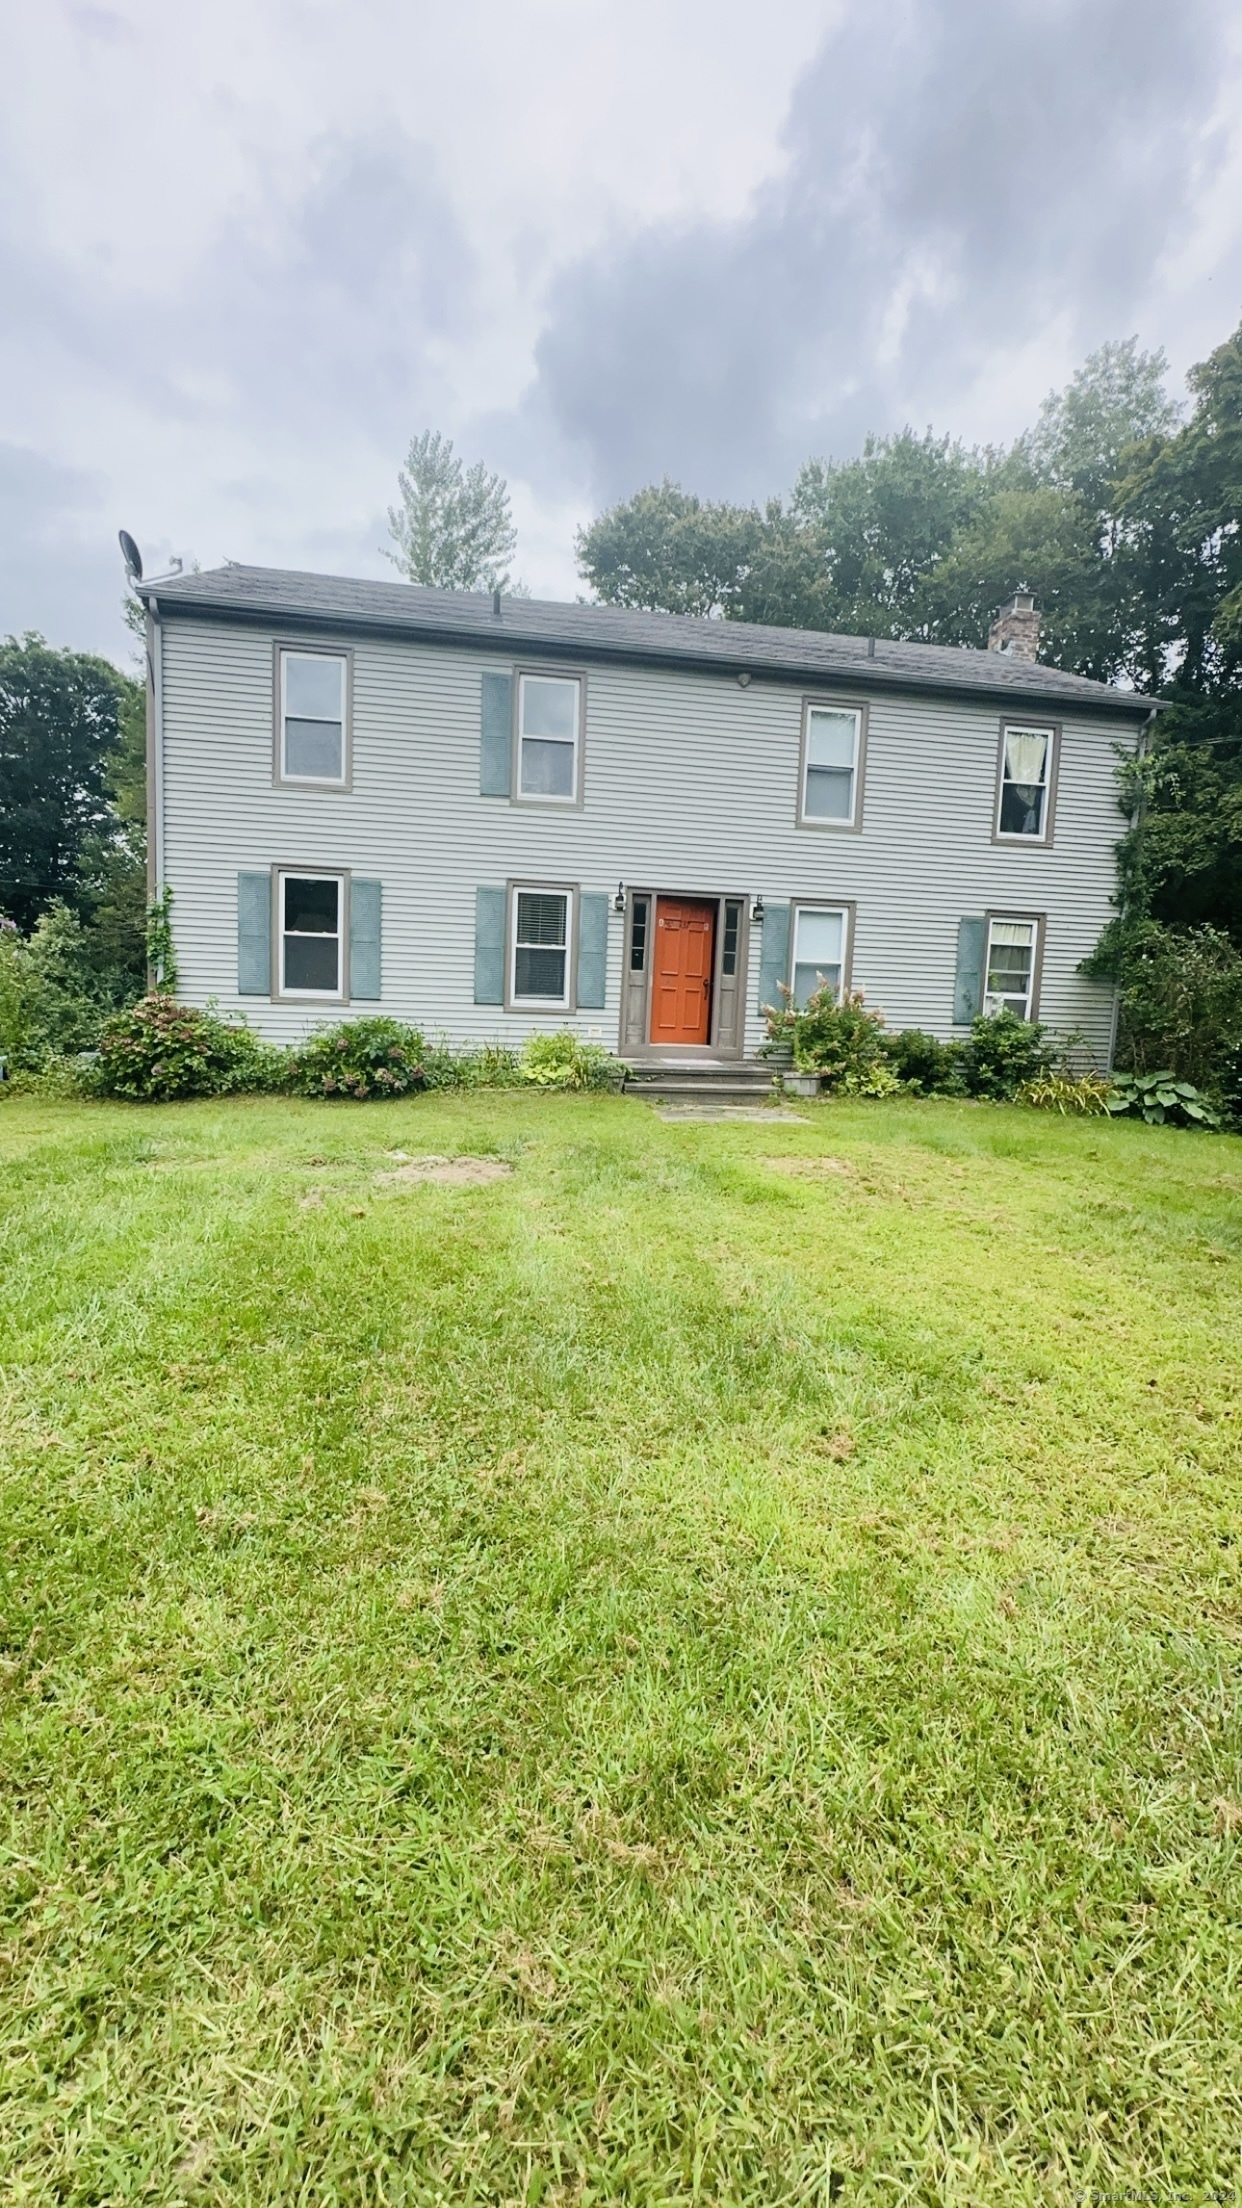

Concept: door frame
[[618, 887, 752, 1061]]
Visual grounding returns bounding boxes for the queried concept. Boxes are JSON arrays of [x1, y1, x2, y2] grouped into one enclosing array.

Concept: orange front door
[[650, 898, 716, 1045]]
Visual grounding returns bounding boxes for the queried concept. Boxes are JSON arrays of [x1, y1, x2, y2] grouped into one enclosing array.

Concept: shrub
[[1017, 1071, 1112, 1116], [0, 917, 27, 1068], [959, 1010, 1055, 1100], [1085, 918, 1242, 1091], [840, 1056, 901, 1098], [1106, 1070, 1219, 1129], [882, 1027, 965, 1095], [285, 1017, 426, 1100], [763, 985, 889, 1091], [421, 1040, 523, 1090], [91, 995, 283, 1101], [520, 1031, 624, 1092], [1219, 1039, 1242, 1130], [0, 901, 139, 1071]]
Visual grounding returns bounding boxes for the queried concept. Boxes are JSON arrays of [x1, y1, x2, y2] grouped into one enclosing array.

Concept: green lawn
[[1, 1092, 1241, 2204]]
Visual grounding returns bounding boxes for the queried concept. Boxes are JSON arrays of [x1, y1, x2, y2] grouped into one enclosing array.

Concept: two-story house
[[135, 564, 1154, 1069]]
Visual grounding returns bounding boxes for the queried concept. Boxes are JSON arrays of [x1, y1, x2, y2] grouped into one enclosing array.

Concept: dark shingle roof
[[140, 562, 1155, 719]]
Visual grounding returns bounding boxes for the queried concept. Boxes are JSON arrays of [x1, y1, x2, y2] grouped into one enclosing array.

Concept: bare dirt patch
[[375, 1156, 514, 1188]]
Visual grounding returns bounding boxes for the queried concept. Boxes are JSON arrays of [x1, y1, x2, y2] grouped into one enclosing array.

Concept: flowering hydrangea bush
[[285, 1017, 426, 1100], [91, 994, 281, 1101]]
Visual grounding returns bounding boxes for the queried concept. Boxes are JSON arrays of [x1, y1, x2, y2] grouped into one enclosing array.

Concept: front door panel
[[650, 899, 716, 1045]]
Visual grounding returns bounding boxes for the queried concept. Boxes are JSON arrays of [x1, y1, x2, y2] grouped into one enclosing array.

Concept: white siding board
[[160, 617, 1134, 1060]]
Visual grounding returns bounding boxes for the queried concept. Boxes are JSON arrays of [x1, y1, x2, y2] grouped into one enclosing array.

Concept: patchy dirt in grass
[[653, 1105, 807, 1123], [761, 1154, 919, 1205], [375, 1155, 514, 1188], [764, 1155, 857, 1179]]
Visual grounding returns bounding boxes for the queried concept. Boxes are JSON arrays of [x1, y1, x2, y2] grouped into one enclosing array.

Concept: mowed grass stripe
[[0, 1093, 1240, 2203]]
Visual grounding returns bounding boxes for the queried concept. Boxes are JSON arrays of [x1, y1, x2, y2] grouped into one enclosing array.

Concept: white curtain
[[1004, 731, 1048, 788]]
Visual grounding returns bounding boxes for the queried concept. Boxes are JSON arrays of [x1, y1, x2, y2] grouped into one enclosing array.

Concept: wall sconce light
[[750, 895, 765, 922], [613, 881, 626, 913]]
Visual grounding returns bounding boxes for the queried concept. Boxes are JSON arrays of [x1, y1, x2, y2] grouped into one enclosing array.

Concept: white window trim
[[508, 882, 575, 1010], [278, 647, 350, 789], [515, 670, 583, 807], [994, 721, 1056, 845], [277, 869, 346, 1001], [798, 700, 865, 832], [790, 902, 852, 1007], [983, 914, 1040, 1021]]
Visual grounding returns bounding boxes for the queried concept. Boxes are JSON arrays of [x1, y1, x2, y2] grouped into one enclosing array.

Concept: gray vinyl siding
[[159, 616, 1135, 1060]]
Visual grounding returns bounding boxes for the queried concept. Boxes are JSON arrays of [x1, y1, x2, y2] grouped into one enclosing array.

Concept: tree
[[0, 634, 137, 933], [1022, 338, 1182, 515], [789, 429, 992, 639], [574, 340, 1186, 676], [1107, 321, 1242, 940], [385, 432, 517, 592], [575, 481, 763, 618]]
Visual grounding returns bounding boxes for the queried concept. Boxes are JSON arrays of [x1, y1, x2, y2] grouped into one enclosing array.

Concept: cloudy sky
[[3, 0, 1240, 661]]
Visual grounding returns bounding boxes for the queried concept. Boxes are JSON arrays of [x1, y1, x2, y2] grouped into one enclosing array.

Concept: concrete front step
[[625, 1074, 781, 1102], [624, 1061, 775, 1086]]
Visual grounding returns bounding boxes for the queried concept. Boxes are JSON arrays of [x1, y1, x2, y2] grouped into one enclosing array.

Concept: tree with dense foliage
[[1087, 324, 1242, 961], [577, 341, 1182, 677], [385, 431, 517, 592], [0, 633, 148, 1059], [0, 634, 140, 933]]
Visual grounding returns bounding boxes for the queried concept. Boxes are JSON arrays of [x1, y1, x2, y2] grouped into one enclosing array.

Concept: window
[[791, 906, 848, 1008], [722, 901, 740, 978], [512, 887, 572, 1005], [996, 723, 1054, 840], [984, 918, 1038, 1018], [280, 650, 348, 784], [801, 704, 862, 826], [629, 895, 649, 973], [518, 673, 580, 802], [279, 873, 343, 997]]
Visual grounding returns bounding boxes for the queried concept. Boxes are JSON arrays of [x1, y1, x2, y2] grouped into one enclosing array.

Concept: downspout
[[150, 597, 165, 898]]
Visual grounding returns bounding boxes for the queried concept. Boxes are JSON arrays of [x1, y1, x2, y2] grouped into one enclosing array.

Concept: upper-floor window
[[279, 872, 344, 998], [984, 917, 1039, 1018], [995, 723, 1056, 841], [800, 703, 863, 828], [279, 649, 349, 786], [518, 673, 581, 803], [791, 905, 849, 1008]]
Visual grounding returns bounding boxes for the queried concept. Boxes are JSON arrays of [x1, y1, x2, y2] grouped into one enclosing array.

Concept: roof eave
[[141, 583, 1158, 721]]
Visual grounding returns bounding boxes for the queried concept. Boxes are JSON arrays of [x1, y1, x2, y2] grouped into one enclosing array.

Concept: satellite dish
[[118, 529, 143, 583]]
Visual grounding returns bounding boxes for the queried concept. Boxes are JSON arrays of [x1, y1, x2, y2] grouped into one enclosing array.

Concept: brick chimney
[[987, 588, 1040, 661]]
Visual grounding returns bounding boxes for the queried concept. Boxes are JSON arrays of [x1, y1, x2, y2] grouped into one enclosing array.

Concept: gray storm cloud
[[0, 0, 1235, 654], [507, 0, 1227, 502]]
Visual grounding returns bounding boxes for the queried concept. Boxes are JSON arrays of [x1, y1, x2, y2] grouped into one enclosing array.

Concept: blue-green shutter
[[349, 879, 382, 1001], [237, 872, 271, 996], [757, 902, 791, 1014], [577, 893, 609, 1009], [480, 671, 512, 796], [953, 917, 987, 1025], [474, 886, 506, 1005]]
